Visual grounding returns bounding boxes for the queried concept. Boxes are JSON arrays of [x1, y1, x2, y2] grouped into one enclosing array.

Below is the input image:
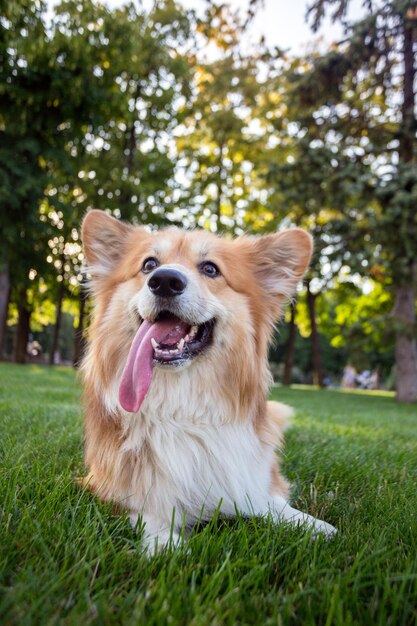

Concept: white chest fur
[[114, 366, 273, 524], [99, 360, 337, 552]]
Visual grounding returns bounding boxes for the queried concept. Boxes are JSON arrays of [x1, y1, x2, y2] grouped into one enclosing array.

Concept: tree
[[58, 0, 193, 225], [319, 278, 395, 375], [282, 302, 297, 385], [49, 0, 194, 362], [0, 0, 122, 360], [302, 0, 417, 401], [175, 3, 276, 233], [0, 0, 194, 362], [261, 59, 371, 386], [0, 0, 52, 360]]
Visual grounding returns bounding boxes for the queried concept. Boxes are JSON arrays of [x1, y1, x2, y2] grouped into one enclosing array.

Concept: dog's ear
[[82, 210, 133, 276], [252, 228, 313, 298]]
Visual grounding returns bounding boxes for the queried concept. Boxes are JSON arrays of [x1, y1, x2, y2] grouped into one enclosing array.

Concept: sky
[[175, 0, 365, 53], [47, 0, 366, 53], [245, 0, 364, 52]]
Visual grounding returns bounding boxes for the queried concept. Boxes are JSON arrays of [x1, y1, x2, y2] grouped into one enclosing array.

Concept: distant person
[[356, 370, 372, 389], [369, 370, 379, 390], [28, 340, 42, 357], [342, 364, 356, 389]]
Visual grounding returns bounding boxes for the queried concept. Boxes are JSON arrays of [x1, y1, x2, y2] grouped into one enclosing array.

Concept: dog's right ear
[[82, 210, 133, 276]]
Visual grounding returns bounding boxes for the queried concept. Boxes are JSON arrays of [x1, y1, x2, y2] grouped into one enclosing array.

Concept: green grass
[[1, 363, 416, 626]]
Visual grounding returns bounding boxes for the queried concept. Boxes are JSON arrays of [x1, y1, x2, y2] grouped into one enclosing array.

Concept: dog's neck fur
[[117, 368, 274, 524], [83, 349, 276, 525], [100, 355, 271, 429]]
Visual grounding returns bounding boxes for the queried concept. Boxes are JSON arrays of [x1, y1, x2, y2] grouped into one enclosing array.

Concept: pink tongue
[[118, 318, 189, 413]]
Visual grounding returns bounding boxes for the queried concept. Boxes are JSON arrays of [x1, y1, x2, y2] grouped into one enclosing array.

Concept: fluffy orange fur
[[81, 210, 314, 537]]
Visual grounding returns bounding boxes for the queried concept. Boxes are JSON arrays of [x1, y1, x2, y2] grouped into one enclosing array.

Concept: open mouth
[[150, 311, 216, 365], [119, 311, 216, 413]]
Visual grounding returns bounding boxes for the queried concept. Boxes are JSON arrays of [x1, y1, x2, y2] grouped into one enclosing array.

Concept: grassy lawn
[[0, 363, 416, 625]]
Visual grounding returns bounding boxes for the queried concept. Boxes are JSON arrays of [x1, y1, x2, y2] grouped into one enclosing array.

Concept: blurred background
[[1, 0, 416, 402]]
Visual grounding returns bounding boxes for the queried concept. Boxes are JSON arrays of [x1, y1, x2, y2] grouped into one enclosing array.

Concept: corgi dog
[[81, 210, 336, 553]]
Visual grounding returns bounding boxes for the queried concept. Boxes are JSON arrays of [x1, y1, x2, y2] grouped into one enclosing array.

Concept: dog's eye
[[199, 261, 220, 278], [142, 257, 159, 273]]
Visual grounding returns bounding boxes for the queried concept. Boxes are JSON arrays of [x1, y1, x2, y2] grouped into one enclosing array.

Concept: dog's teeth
[[189, 325, 198, 338], [151, 338, 159, 350], [178, 338, 185, 351], [184, 334, 190, 343]]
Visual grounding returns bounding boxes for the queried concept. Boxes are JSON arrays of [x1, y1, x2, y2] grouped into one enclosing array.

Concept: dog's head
[[82, 210, 312, 417]]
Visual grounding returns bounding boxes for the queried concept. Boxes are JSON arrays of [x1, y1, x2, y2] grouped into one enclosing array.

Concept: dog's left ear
[[252, 228, 313, 298]]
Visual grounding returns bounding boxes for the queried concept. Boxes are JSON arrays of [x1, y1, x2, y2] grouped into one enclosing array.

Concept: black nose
[[147, 268, 188, 298]]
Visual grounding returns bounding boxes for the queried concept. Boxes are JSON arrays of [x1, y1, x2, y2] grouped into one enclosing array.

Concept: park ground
[[0, 363, 416, 625]]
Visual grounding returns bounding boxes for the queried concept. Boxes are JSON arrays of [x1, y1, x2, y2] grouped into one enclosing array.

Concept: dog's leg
[[130, 512, 183, 555], [262, 405, 337, 538], [267, 467, 337, 537], [267, 495, 337, 537]]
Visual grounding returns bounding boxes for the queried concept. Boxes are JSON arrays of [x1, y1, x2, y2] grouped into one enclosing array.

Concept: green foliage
[[31, 312, 76, 361], [270, 319, 346, 381], [1, 0, 196, 358], [301, 0, 417, 401], [176, 4, 278, 233], [328, 281, 392, 348], [319, 280, 395, 375], [52, 0, 194, 224], [301, 0, 417, 286]]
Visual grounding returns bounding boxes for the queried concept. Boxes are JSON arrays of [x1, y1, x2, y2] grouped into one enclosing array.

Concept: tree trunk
[[394, 18, 417, 402], [14, 289, 31, 364], [393, 279, 417, 403], [73, 284, 88, 367], [283, 302, 297, 385], [49, 275, 65, 366], [400, 20, 414, 163], [306, 284, 324, 387], [0, 257, 10, 358]]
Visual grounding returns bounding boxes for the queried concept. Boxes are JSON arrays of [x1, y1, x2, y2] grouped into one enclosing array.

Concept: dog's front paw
[[310, 517, 338, 538], [292, 512, 338, 539], [268, 496, 337, 539], [142, 528, 183, 556], [130, 512, 184, 556]]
